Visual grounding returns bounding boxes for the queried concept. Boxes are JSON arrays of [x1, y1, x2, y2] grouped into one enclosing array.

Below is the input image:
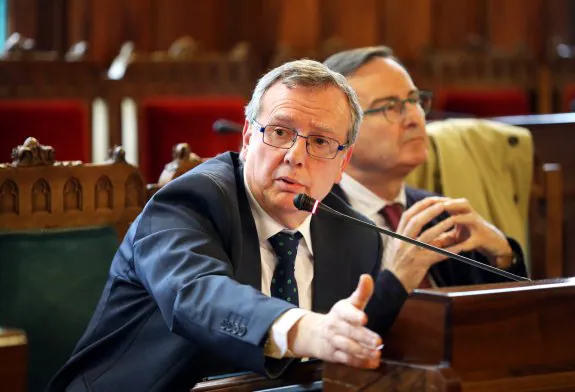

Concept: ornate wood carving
[[31, 179, 51, 213], [0, 140, 145, 239], [125, 173, 145, 208], [108, 145, 127, 164], [0, 180, 19, 215], [63, 177, 83, 212], [94, 176, 113, 209], [11, 137, 56, 168]]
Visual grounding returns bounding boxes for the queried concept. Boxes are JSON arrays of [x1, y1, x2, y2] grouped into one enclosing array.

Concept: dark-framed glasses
[[252, 120, 348, 160], [363, 90, 433, 123]]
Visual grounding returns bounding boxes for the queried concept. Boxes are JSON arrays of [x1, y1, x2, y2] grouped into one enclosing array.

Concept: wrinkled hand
[[385, 197, 467, 291], [289, 275, 382, 369], [440, 198, 513, 268]]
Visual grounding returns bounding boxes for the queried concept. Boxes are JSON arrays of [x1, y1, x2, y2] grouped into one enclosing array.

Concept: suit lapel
[[233, 164, 262, 291]]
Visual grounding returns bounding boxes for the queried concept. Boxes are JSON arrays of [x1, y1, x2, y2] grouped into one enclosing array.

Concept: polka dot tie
[[268, 231, 302, 306]]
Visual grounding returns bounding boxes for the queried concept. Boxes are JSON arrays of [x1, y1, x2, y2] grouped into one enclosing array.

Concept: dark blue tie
[[268, 231, 302, 306]]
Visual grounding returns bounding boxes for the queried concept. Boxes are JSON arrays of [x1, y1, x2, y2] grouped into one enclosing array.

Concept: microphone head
[[293, 193, 316, 212], [212, 119, 242, 133]]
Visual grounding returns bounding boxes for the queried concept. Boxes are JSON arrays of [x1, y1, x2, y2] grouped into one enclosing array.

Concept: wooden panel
[[67, 0, 90, 48], [486, 0, 543, 55], [12, 0, 575, 69], [7, 0, 38, 39], [381, 0, 432, 60], [89, 0, 124, 63], [432, 0, 487, 50], [122, 0, 156, 52], [330, 0, 378, 47], [277, 0, 321, 50]]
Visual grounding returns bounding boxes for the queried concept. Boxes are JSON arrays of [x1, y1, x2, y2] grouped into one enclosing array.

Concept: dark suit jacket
[[331, 184, 527, 286], [47, 153, 408, 392]]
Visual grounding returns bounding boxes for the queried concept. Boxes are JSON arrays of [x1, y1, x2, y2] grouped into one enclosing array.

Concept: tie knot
[[379, 203, 404, 231], [268, 231, 302, 264]]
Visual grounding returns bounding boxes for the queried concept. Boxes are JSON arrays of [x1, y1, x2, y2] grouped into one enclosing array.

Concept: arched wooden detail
[[31, 179, 51, 213], [63, 177, 83, 212], [125, 172, 145, 208], [94, 176, 113, 209], [0, 179, 19, 215]]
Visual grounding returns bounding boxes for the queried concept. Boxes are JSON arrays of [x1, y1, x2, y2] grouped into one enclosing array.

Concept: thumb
[[348, 274, 374, 310]]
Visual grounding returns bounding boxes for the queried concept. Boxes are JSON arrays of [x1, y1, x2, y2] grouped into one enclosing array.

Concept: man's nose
[[284, 136, 307, 166]]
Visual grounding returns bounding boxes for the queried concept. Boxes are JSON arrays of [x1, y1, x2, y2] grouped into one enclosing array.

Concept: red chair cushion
[[563, 84, 575, 112], [139, 97, 246, 182], [434, 88, 531, 117], [0, 100, 90, 163]]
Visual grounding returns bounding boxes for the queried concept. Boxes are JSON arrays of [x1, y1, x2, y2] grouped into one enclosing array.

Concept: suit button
[[508, 136, 519, 147], [220, 319, 229, 330], [238, 325, 247, 337], [232, 322, 240, 334]]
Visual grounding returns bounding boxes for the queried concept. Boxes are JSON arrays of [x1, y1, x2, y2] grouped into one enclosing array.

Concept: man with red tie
[[324, 47, 527, 290]]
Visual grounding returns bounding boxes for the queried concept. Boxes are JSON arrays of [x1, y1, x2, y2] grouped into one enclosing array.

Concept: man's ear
[[240, 120, 252, 161], [334, 146, 353, 184]]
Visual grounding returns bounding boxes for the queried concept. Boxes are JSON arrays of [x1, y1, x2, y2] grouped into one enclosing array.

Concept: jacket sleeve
[[132, 173, 296, 376], [365, 270, 409, 337]]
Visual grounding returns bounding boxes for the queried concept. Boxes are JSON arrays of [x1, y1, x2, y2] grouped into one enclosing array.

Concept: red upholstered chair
[[562, 83, 575, 112], [0, 43, 100, 163], [138, 97, 245, 182], [423, 49, 535, 118], [434, 88, 531, 118], [0, 100, 90, 163]]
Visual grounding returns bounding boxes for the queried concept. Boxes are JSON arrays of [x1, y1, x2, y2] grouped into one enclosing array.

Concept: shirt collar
[[338, 172, 406, 216], [243, 170, 313, 255]]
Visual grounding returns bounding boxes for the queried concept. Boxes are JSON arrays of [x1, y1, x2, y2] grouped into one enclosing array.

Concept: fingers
[[399, 202, 446, 238], [332, 347, 381, 369], [347, 274, 374, 311], [441, 198, 473, 215], [397, 197, 447, 233], [417, 216, 456, 244]]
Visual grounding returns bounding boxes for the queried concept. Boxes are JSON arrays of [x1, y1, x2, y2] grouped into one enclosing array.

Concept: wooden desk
[[0, 328, 27, 392], [324, 279, 575, 391]]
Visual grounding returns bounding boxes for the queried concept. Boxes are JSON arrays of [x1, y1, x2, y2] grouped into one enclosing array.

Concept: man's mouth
[[276, 177, 304, 189]]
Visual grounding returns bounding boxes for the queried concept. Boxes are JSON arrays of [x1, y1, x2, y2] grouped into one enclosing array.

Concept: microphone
[[212, 119, 242, 133], [293, 193, 530, 282]]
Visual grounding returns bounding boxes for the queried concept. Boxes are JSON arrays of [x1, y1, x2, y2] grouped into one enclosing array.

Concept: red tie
[[380, 203, 432, 289]]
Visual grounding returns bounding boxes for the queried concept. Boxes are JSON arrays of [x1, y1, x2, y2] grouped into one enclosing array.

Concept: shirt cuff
[[264, 308, 309, 359]]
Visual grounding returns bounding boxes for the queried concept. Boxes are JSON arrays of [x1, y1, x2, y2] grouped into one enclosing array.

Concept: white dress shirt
[[338, 173, 406, 270], [243, 172, 312, 357]]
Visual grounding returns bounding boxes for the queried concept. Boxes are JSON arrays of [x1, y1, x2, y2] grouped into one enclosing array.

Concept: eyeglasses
[[252, 121, 348, 160], [363, 91, 433, 123]]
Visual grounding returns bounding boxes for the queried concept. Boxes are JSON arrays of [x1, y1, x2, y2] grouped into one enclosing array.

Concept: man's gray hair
[[245, 59, 363, 145], [323, 46, 401, 77]]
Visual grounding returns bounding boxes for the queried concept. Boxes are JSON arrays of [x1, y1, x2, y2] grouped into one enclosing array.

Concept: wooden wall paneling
[[155, 0, 191, 50], [276, 0, 321, 51], [7, 0, 37, 40], [66, 0, 90, 50], [544, 0, 575, 53], [486, 0, 543, 55], [328, 0, 379, 48], [121, 0, 156, 53], [432, 0, 487, 50], [380, 0, 432, 60], [89, 0, 125, 63], [155, 0, 221, 52]]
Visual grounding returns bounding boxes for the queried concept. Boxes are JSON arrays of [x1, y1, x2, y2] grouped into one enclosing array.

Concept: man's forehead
[[348, 59, 416, 103], [260, 83, 351, 133]]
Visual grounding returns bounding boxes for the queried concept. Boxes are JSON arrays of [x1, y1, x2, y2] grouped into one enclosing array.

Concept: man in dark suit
[[47, 59, 458, 392], [324, 47, 527, 288]]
